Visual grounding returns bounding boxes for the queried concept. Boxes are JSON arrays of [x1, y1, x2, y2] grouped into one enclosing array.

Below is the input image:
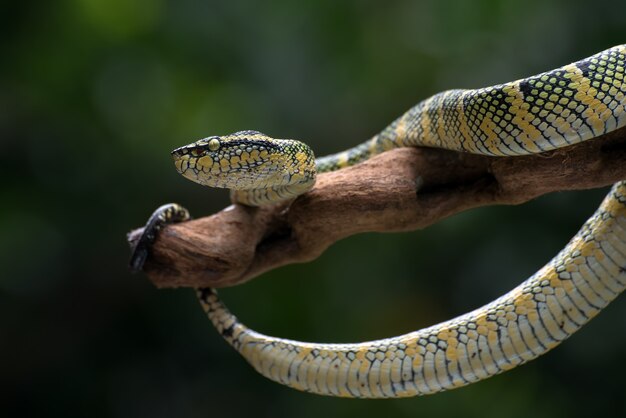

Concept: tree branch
[[128, 127, 626, 288]]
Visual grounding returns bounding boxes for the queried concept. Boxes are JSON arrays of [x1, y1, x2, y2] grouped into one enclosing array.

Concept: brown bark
[[128, 127, 626, 288]]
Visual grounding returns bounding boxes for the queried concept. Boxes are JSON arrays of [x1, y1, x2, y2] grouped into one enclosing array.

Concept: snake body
[[199, 186, 625, 397], [173, 45, 626, 206], [135, 45, 626, 398]]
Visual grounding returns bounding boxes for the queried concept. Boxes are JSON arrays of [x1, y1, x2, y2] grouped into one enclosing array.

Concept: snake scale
[[131, 45, 626, 398]]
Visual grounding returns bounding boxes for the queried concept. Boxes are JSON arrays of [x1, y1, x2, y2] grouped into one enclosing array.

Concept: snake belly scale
[[132, 45, 626, 398]]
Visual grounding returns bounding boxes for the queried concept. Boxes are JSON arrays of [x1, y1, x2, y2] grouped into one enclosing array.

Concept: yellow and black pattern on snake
[[172, 44, 626, 206], [198, 181, 626, 397], [172, 130, 316, 206], [129, 45, 626, 397], [317, 44, 626, 170]]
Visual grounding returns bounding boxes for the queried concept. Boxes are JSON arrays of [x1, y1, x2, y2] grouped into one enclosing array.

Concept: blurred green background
[[1, 0, 625, 417]]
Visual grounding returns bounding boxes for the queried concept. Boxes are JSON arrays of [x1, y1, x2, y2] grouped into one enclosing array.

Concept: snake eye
[[208, 138, 220, 151]]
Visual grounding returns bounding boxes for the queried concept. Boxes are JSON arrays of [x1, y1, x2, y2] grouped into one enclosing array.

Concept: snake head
[[171, 130, 316, 191]]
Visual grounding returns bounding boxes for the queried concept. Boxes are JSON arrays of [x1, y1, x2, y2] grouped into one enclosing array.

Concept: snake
[[130, 44, 626, 398]]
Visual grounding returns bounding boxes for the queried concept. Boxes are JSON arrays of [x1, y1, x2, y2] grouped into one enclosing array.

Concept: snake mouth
[[171, 146, 198, 179], [170, 141, 280, 189], [171, 143, 209, 175]]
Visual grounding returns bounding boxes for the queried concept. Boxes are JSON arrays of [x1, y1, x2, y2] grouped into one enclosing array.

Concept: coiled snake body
[[132, 45, 626, 398]]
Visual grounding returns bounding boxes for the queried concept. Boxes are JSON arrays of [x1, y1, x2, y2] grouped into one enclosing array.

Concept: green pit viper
[[130, 44, 626, 398]]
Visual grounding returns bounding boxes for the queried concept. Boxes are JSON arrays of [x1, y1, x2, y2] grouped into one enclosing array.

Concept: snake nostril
[[171, 147, 184, 158]]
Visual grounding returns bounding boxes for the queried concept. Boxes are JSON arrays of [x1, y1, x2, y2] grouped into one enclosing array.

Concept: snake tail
[[198, 181, 626, 398], [129, 203, 191, 272]]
